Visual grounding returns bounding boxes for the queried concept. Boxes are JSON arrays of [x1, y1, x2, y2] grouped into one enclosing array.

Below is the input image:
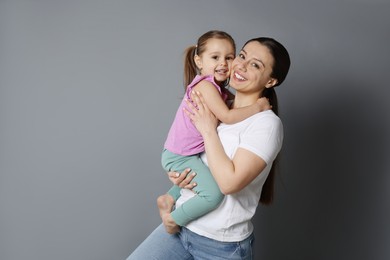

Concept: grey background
[[1, 0, 389, 259]]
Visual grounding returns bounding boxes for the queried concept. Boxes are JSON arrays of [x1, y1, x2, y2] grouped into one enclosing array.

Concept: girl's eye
[[212, 56, 219, 60], [227, 56, 234, 60]]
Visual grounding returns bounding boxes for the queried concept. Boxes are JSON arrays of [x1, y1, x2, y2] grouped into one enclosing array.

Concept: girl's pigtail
[[183, 46, 198, 91]]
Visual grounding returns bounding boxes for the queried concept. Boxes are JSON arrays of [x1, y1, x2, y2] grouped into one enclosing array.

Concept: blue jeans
[[126, 224, 254, 260]]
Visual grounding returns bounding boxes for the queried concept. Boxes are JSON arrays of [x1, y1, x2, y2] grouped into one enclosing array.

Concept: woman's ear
[[265, 78, 278, 88], [194, 55, 202, 70]]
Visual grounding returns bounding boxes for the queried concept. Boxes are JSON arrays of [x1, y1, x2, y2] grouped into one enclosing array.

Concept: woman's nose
[[236, 61, 247, 71]]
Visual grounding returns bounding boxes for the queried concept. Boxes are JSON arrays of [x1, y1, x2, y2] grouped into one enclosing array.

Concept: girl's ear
[[194, 55, 202, 70], [265, 78, 278, 88]]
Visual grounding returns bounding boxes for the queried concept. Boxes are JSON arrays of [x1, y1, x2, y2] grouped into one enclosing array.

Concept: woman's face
[[230, 41, 277, 94]]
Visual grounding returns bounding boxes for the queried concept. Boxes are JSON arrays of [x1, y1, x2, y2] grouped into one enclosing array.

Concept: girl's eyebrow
[[209, 51, 234, 56], [241, 49, 265, 68]]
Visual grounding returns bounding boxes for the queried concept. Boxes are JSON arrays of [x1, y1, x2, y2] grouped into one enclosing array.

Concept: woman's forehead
[[242, 41, 274, 65]]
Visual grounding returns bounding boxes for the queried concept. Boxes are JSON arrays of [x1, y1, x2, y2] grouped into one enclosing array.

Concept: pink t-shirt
[[164, 75, 228, 156]]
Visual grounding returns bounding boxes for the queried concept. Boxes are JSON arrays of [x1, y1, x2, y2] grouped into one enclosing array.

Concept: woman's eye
[[251, 63, 260, 69], [239, 53, 245, 59]]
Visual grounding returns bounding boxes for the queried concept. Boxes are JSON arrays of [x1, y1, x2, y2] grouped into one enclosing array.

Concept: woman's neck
[[232, 91, 262, 109]]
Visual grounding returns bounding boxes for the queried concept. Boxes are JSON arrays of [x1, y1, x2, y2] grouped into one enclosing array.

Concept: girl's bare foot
[[161, 212, 180, 234], [157, 194, 174, 217], [157, 194, 180, 234]]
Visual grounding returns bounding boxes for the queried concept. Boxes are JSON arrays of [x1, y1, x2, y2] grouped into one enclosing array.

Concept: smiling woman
[[157, 30, 271, 234], [230, 42, 279, 103], [126, 36, 291, 260]]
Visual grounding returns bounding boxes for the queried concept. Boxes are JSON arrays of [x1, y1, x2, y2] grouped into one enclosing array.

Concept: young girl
[[159, 30, 270, 233]]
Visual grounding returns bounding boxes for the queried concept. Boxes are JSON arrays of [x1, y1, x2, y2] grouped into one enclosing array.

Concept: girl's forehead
[[205, 38, 233, 48]]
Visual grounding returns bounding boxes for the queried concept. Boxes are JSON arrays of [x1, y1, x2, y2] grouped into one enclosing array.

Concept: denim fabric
[[127, 224, 192, 260], [181, 227, 254, 260], [127, 224, 254, 260]]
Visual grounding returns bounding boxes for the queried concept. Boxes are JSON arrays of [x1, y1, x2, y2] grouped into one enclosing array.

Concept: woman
[[160, 30, 269, 233], [127, 37, 291, 260]]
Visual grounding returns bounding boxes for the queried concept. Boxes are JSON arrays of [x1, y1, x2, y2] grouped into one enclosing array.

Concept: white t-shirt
[[176, 110, 283, 242]]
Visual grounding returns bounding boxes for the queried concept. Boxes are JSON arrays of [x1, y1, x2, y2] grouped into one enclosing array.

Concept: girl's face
[[194, 38, 235, 85], [230, 41, 277, 94]]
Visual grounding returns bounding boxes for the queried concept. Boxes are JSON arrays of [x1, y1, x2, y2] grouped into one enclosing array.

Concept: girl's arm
[[192, 80, 269, 124], [185, 91, 267, 194]]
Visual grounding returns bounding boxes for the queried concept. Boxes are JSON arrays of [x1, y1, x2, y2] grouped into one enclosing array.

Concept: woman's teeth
[[235, 72, 246, 80]]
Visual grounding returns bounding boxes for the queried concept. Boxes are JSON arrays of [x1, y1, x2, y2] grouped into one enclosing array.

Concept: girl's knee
[[204, 190, 224, 208]]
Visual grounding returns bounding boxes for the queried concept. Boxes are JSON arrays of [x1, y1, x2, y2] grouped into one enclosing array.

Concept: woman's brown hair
[[242, 37, 291, 204]]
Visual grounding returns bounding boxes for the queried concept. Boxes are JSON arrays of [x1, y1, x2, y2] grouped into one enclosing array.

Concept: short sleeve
[[239, 114, 283, 164]]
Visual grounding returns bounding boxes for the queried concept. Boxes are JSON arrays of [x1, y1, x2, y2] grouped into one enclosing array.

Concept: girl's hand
[[256, 97, 272, 111], [167, 169, 197, 189], [185, 91, 218, 136]]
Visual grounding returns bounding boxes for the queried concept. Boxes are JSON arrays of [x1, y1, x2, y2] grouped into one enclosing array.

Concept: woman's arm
[[185, 91, 267, 194]]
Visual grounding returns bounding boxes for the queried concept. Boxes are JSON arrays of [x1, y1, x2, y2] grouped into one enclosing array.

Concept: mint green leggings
[[161, 149, 224, 226]]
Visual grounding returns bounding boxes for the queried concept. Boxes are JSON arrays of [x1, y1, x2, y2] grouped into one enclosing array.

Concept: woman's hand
[[185, 91, 218, 136], [167, 169, 197, 189]]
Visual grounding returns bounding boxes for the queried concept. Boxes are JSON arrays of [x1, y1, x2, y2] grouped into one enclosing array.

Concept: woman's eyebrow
[[255, 59, 265, 68], [242, 49, 265, 67]]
